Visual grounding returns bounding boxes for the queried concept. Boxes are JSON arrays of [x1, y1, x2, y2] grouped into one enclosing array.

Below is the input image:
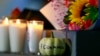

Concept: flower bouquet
[[64, 0, 98, 30]]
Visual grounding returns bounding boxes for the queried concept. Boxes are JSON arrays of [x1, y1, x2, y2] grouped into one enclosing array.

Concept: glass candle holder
[[0, 18, 9, 52], [9, 19, 26, 53], [27, 20, 44, 54]]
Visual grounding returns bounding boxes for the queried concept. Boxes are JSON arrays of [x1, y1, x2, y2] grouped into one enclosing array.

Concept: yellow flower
[[64, 0, 98, 30], [69, 0, 88, 24]]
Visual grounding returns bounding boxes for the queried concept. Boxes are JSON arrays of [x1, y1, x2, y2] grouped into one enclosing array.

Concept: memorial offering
[[9, 19, 26, 53], [27, 20, 44, 54], [39, 31, 66, 56], [0, 18, 9, 52], [64, 0, 98, 30]]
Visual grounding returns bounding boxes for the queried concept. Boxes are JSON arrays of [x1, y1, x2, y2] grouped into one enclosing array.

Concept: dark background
[[77, 30, 100, 56]]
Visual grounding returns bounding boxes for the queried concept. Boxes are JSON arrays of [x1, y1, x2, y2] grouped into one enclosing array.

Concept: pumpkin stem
[[45, 30, 54, 38], [46, 30, 52, 37]]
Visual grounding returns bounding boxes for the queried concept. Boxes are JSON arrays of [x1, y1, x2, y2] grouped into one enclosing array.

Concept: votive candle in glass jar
[[9, 19, 26, 53], [0, 18, 9, 52], [27, 20, 44, 54]]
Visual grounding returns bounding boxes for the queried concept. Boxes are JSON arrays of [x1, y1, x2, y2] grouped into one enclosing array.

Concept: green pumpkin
[[39, 32, 66, 56]]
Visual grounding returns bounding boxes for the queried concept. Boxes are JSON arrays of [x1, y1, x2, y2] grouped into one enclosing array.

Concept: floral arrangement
[[64, 0, 98, 30]]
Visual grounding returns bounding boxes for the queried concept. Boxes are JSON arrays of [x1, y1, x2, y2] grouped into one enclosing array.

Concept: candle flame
[[32, 21, 37, 25], [3, 17, 9, 24], [16, 19, 20, 24]]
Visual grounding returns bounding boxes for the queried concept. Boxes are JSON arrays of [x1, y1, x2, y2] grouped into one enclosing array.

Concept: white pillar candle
[[9, 19, 26, 53], [0, 18, 9, 52], [27, 21, 43, 54]]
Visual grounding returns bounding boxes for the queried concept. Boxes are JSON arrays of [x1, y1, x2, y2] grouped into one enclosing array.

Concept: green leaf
[[64, 10, 71, 24], [83, 5, 98, 23]]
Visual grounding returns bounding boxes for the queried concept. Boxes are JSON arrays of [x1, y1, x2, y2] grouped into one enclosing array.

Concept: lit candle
[[27, 21, 44, 54], [0, 17, 9, 52], [9, 19, 26, 53]]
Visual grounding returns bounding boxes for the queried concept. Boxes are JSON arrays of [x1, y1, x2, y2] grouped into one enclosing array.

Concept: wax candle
[[0, 18, 9, 52], [27, 21, 43, 54], [9, 19, 26, 53]]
